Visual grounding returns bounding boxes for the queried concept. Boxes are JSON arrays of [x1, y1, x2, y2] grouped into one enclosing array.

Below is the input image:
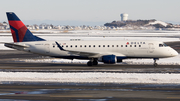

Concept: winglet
[[55, 41, 65, 51]]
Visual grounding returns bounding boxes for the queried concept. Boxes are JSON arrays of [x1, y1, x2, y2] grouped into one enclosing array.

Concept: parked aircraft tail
[[6, 12, 45, 42]]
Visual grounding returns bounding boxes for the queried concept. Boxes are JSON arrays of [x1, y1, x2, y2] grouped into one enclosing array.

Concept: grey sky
[[0, 0, 180, 26]]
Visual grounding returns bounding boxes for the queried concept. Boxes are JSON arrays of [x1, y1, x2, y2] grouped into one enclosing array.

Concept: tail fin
[[6, 12, 45, 42]]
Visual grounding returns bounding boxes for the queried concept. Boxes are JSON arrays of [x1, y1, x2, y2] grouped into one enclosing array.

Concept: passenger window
[[93, 45, 95, 47], [112, 45, 114, 47], [62, 45, 64, 47], [139, 45, 141, 47], [75, 45, 77, 47], [134, 45, 136, 47], [66, 45, 68, 47], [80, 45, 82, 47], [121, 45, 123, 47], [103, 45, 105, 47], [84, 45, 86, 47], [126, 45, 127, 47], [89, 45, 91, 47], [130, 45, 132, 47], [117, 45, 118, 47], [99, 45, 101, 47], [107, 45, 109, 47], [70, 45, 72, 47]]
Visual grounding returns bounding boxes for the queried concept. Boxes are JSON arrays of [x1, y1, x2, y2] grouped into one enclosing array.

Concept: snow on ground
[[0, 72, 179, 84]]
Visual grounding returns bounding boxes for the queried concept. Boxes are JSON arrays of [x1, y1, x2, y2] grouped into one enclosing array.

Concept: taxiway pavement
[[0, 50, 180, 101]]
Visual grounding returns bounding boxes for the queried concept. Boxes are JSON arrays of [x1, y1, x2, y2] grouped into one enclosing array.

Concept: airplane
[[4, 12, 179, 66]]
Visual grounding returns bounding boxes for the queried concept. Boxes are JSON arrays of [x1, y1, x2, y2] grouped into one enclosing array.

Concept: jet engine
[[100, 55, 117, 64]]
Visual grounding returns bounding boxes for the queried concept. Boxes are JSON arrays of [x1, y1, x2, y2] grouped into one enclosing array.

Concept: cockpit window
[[163, 43, 168, 47], [159, 43, 168, 47], [159, 44, 163, 47]]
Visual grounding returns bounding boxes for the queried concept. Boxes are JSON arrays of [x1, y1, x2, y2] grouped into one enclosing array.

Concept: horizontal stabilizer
[[4, 43, 29, 50]]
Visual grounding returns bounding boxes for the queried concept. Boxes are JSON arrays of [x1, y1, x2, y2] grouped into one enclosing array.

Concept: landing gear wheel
[[153, 58, 159, 67], [87, 61, 93, 66], [93, 60, 98, 65], [87, 59, 98, 66], [154, 63, 158, 67]]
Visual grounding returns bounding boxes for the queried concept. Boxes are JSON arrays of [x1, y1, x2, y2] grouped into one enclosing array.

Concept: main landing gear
[[153, 58, 159, 67], [87, 59, 98, 66]]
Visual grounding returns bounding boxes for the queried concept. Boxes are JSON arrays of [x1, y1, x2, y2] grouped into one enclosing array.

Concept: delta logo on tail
[[6, 12, 45, 42]]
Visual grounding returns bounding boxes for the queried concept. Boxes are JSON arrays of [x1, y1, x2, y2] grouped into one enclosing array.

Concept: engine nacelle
[[101, 55, 117, 64]]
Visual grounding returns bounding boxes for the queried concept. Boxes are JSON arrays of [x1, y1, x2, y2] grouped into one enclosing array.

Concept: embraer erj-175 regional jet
[[4, 12, 179, 66]]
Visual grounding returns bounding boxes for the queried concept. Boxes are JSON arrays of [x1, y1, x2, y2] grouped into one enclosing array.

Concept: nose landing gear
[[153, 58, 159, 67]]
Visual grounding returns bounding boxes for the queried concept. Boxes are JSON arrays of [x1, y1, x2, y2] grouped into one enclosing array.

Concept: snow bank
[[0, 72, 179, 84]]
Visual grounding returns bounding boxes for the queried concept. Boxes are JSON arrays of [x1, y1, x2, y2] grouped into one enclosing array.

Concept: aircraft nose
[[171, 49, 179, 56]]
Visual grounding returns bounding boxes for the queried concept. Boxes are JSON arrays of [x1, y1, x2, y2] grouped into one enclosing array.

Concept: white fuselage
[[13, 40, 178, 61]]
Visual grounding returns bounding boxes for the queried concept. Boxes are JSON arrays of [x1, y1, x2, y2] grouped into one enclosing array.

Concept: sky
[[0, 0, 180, 26]]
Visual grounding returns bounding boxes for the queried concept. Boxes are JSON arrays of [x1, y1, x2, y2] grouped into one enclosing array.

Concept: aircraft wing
[[67, 50, 101, 58], [66, 50, 125, 58], [55, 41, 101, 58]]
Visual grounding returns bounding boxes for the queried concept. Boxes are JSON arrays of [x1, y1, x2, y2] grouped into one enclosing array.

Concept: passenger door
[[44, 44, 50, 53]]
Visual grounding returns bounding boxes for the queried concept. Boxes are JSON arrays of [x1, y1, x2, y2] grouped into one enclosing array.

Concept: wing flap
[[67, 51, 101, 57]]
